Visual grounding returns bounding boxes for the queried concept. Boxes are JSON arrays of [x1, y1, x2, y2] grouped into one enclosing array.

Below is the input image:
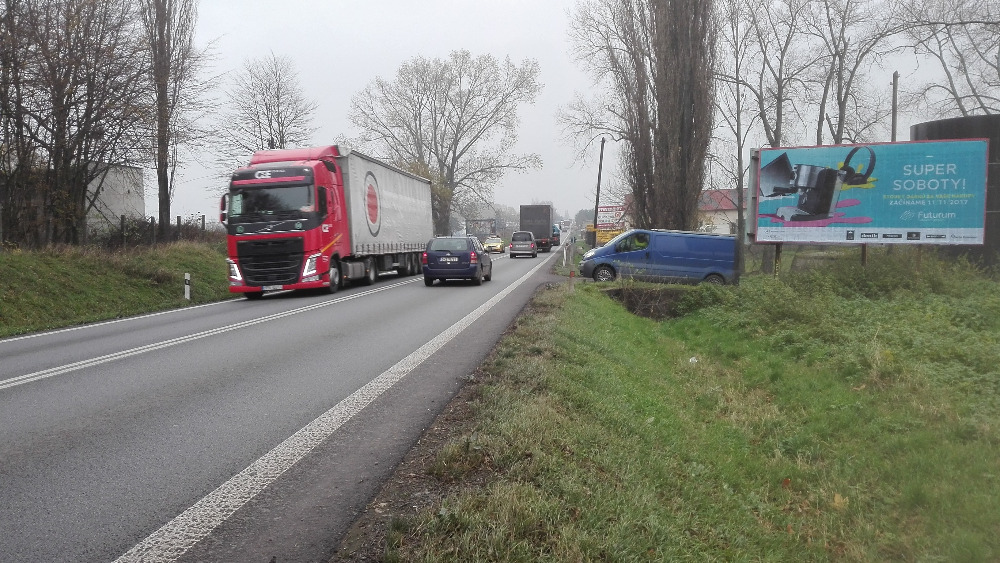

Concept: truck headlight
[[302, 252, 321, 278], [226, 258, 243, 282]]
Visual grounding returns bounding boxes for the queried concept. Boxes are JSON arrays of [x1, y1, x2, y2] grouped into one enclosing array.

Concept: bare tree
[[215, 52, 317, 170], [0, 0, 148, 246], [563, 0, 656, 227], [902, 0, 1000, 116], [563, 0, 716, 231], [350, 50, 542, 235], [803, 0, 906, 144], [744, 0, 815, 148], [140, 0, 210, 240], [712, 0, 762, 277]]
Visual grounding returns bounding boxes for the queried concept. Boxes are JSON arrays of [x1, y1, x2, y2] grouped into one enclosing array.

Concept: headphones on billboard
[[840, 146, 876, 185]]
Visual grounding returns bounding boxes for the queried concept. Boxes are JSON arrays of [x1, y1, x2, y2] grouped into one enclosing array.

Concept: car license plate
[[440, 256, 458, 262], [263, 285, 283, 290]]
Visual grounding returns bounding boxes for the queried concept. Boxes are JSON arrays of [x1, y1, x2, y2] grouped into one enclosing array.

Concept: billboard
[[596, 205, 626, 228], [755, 140, 988, 245]]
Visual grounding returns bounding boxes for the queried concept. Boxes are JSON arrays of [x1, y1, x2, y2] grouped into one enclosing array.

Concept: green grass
[[389, 247, 1000, 561], [0, 241, 232, 337], [5, 242, 998, 560]]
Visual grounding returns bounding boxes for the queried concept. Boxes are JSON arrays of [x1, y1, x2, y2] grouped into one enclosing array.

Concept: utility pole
[[891, 71, 899, 142], [590, 137, 606, 247]]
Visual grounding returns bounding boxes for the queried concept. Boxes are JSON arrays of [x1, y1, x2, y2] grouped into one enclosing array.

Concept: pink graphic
[[366, 184, 379, 223], [364, 171, 382, 236], [761, 199, 872, 226]]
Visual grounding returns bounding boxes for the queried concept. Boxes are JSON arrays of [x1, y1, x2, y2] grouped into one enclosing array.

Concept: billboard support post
[[774, 243, 782, 277]]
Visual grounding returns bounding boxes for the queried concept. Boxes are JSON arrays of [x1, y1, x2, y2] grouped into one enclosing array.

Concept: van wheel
[[704, 274, 725, 285], [245, 291, 264, 300], [593, 266, 615, 282]]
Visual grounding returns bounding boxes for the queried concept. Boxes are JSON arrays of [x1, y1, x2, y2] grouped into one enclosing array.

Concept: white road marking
[[0, 300, 234, 344], [114, 253, 555, 562], [0, 279, 414, 389]]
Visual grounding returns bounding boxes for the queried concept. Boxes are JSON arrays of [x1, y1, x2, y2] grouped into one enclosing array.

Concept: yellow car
[[483, 236, 505, 253]]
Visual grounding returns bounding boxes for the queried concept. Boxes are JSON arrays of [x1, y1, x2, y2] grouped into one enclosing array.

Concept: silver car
[[509, 230, 537, 258]]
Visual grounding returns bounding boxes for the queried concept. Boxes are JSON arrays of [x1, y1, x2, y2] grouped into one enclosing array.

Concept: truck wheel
[[593, 266, 615, 282], [326, 260, 341, 294], [362, 257, 377, 285]]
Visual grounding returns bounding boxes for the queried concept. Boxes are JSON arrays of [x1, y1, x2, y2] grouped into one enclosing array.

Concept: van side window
[[618, 233, 650, 252]]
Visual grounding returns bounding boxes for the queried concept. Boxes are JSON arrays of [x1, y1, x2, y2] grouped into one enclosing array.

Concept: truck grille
[[237, 238, 304, 286]]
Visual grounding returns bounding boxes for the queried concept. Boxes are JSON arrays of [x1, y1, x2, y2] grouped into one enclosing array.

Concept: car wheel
[[424, 276, 434, 287], [325, 260, 341, 294], [473, 266, 483, 286], [484, 265, 492, 282], [593, 265, 615, 282], [532, 252, 537, 258], [704, 274, 726, 285]]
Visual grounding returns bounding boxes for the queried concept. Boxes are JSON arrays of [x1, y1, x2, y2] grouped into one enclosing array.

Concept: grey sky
[[168, 0, 618, 221]]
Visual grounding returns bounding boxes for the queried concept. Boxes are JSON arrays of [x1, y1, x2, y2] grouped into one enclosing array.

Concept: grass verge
[[384, 247, 1000, 561], [0, 241, 232, 338]]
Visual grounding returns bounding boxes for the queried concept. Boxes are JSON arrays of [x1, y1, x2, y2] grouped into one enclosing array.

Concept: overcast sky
[[167, 0, 618, 222]]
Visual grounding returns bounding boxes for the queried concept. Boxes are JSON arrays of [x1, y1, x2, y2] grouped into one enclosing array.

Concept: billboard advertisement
[[596, 205, 625, 229], [755, 140, 988, 245]]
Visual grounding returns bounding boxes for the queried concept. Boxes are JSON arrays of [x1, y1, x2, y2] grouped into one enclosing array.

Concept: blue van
[[579, 229, 736, 284]]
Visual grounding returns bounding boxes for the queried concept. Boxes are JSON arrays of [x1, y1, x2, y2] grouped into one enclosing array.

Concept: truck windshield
[[228, 185, 314, 220]]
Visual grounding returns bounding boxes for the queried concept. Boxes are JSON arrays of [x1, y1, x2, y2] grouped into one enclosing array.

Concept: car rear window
[[428, 238, 470, 252], [512, 232, 532, 241]]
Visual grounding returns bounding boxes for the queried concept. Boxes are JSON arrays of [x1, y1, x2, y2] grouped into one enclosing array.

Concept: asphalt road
[[0, 248, 566, 563]]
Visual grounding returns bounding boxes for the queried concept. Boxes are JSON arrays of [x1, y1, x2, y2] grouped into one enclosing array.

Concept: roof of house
[[698, 189, 747, 211]]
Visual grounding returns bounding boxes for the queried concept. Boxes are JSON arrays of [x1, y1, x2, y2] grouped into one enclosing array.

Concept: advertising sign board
[[596, 205, 626, 229], [755, 140, 988, 245]]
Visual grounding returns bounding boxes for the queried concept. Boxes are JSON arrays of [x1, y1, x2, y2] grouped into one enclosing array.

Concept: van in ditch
[[579, 229, 736, 284]]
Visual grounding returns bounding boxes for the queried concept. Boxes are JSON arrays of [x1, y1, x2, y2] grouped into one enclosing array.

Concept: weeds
[[387, 247, 1000, 561], [0, 242, 231, 337]]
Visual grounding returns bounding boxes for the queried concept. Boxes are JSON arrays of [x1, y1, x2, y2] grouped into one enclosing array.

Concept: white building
[[86, 164, 145, 232]]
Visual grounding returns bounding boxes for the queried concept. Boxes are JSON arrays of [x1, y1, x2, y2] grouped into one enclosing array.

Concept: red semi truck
[[220, 145, 433, 299]]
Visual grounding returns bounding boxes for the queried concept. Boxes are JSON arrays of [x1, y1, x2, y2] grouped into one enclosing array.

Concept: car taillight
[[531, 242, 535, 249], [470, 251, 478, 264], [421, 252, 428, 265]]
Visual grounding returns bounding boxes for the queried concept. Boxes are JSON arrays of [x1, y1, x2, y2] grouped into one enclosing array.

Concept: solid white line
[[0, 279, 415, 390], [113, 253, 555, 563]]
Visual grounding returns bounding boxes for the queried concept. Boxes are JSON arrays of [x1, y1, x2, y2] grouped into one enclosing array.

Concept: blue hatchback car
[[422, 236, 493, 286]]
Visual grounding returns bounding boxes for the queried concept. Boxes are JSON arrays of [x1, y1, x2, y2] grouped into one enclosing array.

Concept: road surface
[[0, 249, 564, 562]]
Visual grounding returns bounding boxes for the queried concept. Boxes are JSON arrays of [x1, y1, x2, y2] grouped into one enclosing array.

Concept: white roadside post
[[184, 273, 191, 300]]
